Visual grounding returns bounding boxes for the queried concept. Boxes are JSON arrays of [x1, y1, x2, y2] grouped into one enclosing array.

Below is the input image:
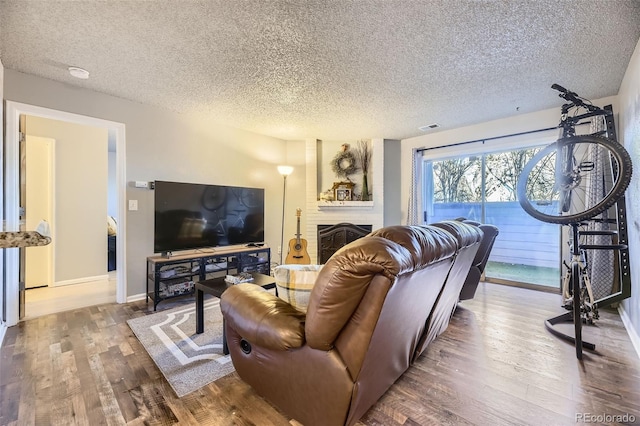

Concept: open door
[[19, 115, 56, 319], [24, 136, 54, 290]]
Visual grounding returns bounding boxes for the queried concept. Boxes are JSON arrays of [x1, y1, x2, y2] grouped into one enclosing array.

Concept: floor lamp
[[277, 165, 294, 265]]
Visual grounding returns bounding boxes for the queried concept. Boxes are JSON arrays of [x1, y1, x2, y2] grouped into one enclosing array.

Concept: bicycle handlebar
[[552, 83, 599, 112], [551, 83, 568, 93]]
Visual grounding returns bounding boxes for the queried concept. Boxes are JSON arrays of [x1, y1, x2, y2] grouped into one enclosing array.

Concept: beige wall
[[617, 37, 640, 349], [283, 140, 307, 254], [26, 116, 108, 283], [1, 59, 4, 324], [4, 69, 295, 297], [24, 135, 54, 288], [383, 139, 402, 226]]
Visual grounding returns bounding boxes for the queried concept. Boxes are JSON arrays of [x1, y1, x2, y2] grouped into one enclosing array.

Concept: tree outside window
[[432, 147, 547, 204], [432, 157, 481, 203]]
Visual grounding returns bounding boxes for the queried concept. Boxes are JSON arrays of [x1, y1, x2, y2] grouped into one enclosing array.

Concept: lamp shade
[[277, 165, 294, 176]]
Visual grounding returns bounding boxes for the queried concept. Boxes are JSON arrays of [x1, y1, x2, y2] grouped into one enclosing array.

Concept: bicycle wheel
[[240, 188, 263, 209], [572, 261, 583, 359], [517, 135, 632, 224], [202, 186, 226, 211]]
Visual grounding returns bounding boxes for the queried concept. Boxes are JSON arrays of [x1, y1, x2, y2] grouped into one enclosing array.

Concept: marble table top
[[0, 231, 52, 248]]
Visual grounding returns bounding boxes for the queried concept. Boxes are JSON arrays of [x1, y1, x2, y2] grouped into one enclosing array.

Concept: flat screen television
[[154, 180, 265, 254]]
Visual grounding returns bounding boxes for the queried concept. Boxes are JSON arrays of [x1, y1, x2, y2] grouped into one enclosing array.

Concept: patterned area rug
[[127, 299, 234, 397]]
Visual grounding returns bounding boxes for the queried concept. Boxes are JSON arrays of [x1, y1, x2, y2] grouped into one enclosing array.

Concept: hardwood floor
[[24, 271, 117, 320], [1, 282, 639, 425]]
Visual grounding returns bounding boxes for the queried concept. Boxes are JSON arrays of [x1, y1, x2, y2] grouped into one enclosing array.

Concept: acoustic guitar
[[285, 208, 311, 264]]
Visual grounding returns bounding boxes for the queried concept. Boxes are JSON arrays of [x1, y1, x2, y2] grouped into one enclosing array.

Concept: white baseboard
[[127, 293, 146, 303], [55, 274, 109, 287], [0, 322, 7, 347], [618, 304, 640, 360]]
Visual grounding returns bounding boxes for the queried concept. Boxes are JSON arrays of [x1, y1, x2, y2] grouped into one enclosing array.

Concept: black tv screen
[[154, 180, 265, 253]]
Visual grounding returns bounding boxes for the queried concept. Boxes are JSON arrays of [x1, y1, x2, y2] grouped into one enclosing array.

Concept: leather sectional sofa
[[220, 222, 483, 426]]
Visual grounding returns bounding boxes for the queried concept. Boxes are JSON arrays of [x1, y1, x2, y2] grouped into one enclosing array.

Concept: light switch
[[128, 199, 138, 211]]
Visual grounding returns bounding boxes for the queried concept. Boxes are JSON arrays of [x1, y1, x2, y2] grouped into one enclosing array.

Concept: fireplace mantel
[[318, 200, 374, 209]]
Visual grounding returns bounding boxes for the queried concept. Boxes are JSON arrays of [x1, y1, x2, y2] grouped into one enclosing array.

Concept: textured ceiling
[[1, 1, 639, 141]]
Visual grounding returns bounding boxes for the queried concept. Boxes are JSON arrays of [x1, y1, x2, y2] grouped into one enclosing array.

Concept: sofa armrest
[[220, 283, 307, 351]]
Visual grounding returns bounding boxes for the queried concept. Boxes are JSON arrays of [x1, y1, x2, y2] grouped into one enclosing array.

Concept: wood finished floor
[[24, 271, 117, 320], [1, 282, 639, 425]]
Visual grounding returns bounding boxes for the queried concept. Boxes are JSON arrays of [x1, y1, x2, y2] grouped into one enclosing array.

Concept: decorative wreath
[[331, 147, 358, 179]]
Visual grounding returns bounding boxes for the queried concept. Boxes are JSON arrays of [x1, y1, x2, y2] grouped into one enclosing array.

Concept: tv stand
[[146, 245, 271, 310]]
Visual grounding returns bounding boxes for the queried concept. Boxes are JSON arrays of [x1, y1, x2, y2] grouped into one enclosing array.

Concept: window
[[425, 146, 560, 288]]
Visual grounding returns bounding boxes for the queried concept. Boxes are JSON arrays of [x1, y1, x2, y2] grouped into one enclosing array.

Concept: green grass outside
[[485, 261, 561, 288]]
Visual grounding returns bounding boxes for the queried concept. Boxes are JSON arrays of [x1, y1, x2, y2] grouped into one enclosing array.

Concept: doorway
[[4, 102, 127, 326]]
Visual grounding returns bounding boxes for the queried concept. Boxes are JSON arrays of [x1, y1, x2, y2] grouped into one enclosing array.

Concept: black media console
[[146, 246, 271, 310]]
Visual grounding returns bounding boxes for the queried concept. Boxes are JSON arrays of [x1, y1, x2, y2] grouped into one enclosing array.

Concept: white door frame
[[5, 101, 127, 326]]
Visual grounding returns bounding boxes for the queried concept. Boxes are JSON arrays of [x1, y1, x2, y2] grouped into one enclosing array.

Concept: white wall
[[617, 37, 640, 354], [26, 116, 108, 283], [4, 70, 294, 297]]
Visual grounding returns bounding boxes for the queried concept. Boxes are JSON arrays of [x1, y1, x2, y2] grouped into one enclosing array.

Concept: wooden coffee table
[[195, 272, 276, 354]]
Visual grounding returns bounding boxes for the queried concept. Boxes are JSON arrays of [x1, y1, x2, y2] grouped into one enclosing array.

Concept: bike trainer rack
[[544, 105, 632, 359]]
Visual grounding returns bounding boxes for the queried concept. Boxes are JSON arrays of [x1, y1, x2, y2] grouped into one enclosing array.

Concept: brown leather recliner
[[459, 222, 499, 300], [220, 224, 476, 426]]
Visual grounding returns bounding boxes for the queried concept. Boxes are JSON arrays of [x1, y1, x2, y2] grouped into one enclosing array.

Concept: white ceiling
[[1, 1, 639, 141]]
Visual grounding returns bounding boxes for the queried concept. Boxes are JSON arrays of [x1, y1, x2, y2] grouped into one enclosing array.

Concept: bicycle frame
[[561, 230, 598, 324]]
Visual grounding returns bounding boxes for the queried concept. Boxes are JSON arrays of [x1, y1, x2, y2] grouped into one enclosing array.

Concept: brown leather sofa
[[414, 220, 484, 356], [458, 221, 500, 300], [220, 223, 482, 426]]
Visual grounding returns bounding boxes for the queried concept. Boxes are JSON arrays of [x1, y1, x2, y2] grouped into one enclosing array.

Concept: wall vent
[[418, 123, 440, 132]]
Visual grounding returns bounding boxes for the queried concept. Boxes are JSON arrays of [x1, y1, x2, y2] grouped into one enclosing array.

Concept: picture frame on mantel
[[332, 181, 354, 201]]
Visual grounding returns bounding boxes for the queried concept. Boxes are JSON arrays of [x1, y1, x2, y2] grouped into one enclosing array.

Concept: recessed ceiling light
[[418, 123, 440, 132], [68, 66, 90, 79]]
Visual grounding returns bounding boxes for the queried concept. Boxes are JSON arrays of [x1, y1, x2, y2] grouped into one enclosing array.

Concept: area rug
[[127, 299, 234, 397]]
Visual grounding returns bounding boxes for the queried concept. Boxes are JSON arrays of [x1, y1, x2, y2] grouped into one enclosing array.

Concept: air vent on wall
[[418, 123, 440, 132]]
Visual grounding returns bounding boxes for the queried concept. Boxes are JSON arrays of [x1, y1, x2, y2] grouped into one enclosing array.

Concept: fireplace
[[317, 223, 372, 264]]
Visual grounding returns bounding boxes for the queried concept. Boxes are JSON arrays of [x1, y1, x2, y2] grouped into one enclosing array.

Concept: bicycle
[[517, 84, 632, 359], [560, 225, 597, 324]]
